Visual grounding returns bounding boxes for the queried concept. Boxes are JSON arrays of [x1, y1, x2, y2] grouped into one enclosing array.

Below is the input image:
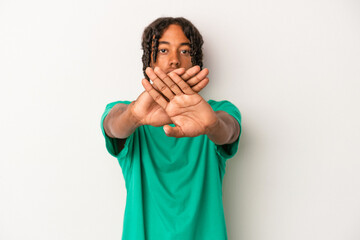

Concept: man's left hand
[[142, 67, 218, 138]]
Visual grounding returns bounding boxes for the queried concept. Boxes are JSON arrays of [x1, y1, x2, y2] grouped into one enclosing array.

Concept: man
[[101, 17, 241, 240]]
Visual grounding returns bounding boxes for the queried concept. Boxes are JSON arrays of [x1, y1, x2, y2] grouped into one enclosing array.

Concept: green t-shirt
[[100, 100, 242, 240]]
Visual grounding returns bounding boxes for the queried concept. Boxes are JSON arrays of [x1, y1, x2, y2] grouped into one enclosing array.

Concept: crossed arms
[[103, 66, 240, 151]]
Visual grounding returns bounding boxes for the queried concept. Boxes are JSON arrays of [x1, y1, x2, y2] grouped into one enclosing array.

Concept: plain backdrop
[[1, 0, 359, 239]]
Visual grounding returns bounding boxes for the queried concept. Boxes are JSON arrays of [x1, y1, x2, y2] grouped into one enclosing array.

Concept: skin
[[104, 24, 240, 149], [150, 24, 193, 72], [104, 65, 210, 149]]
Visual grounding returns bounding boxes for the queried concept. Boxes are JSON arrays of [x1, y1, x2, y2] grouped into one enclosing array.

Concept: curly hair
[[141, 17, 204, 80]]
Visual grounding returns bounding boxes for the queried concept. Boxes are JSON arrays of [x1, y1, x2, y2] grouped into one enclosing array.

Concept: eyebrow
[[158, 41, 190, 46]]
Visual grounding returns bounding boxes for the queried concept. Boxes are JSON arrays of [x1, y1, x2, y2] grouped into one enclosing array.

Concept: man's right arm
[[103, 102, 140, 151], [102, 66, 210, 152]]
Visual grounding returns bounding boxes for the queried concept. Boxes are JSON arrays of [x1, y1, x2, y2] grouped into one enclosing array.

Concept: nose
[[169, 51, 180, 68]]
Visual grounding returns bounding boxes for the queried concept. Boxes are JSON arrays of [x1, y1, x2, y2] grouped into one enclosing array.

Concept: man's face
[[150, 24, 193, 73]]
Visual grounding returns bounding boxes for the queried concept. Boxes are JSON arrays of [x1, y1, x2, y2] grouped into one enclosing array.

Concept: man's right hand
[[130, 66, 209, 127], [103, 65, 209, 145]]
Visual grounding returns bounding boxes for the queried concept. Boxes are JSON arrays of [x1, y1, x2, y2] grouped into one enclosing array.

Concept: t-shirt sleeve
[[100, 100, 133, 158], [209, 100, 242, 161]]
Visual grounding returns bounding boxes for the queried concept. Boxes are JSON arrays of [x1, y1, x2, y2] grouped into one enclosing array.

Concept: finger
[[146, 69, 181, 100], [145, 69, 166, 97], [168, 72, 195, 95], [181, 65, 201, 81], [141, 78, 168, 109], [163, 125, 183, 138], [171, 68, 185, 75], [192, 77, 209, 93], [154, 67, 183, 96], [146, 67, 175, 100], [186, 68, 209, 86]]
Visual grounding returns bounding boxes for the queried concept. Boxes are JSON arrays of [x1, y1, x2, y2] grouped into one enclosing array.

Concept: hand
[[131, 66, 210, 127], [178, 66, 209, 93], [142, 67, 218, 138]]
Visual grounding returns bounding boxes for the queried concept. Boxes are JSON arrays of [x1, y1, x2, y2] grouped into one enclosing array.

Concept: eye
[[158, 49, 167, 53], [181, 49, 190, 55]]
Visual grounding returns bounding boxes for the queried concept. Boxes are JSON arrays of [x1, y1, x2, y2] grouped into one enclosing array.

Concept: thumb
[[163, 125, 183, 138]]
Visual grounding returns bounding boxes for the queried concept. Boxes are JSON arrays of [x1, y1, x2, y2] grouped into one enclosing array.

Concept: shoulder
[[207, 99, 242, 126], [207, 99, 238, 111], [105, 100, 132, 110]]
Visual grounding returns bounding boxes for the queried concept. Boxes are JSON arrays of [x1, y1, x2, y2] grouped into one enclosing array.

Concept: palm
[[133, 66, 210, 128], [142, 67, 218, 138], [132, 91, 171, 126], [164, 93, 217, 137]]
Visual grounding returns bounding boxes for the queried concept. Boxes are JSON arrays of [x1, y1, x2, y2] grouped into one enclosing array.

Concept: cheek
[[182, 57, 193, 67], [150, 55, 163, 67], [154, 55, 167, 64]]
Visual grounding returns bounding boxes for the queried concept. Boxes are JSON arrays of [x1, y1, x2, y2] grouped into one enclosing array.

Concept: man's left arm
[[205, 111, 241, 145]]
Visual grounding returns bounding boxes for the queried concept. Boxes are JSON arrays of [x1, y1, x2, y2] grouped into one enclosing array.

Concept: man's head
[[141, 17, 204, 80]]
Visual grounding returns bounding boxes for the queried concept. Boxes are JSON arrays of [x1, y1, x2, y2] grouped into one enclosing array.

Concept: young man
[[101, 17, 241, 240]]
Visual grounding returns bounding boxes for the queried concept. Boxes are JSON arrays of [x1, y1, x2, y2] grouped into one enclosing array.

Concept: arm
[[103, 102, 140, 139], [206, 111, 241, 145], [103, 66, 210, 151]]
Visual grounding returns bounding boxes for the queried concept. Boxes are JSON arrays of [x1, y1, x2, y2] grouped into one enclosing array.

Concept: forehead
[[159, 24, 190, 43]]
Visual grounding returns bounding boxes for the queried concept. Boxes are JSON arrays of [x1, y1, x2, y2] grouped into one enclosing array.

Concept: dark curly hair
[[141, 17, 204, 80]]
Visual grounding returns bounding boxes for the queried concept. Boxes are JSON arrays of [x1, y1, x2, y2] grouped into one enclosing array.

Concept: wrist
[[205, 115, 221, 137], [108, 102, 142, 139], [205, 112, 232, 145], [127, 101, 143, 128]]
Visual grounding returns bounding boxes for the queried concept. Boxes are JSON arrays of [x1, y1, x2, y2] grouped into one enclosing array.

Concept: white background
[[1, 0, 359, 239]]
